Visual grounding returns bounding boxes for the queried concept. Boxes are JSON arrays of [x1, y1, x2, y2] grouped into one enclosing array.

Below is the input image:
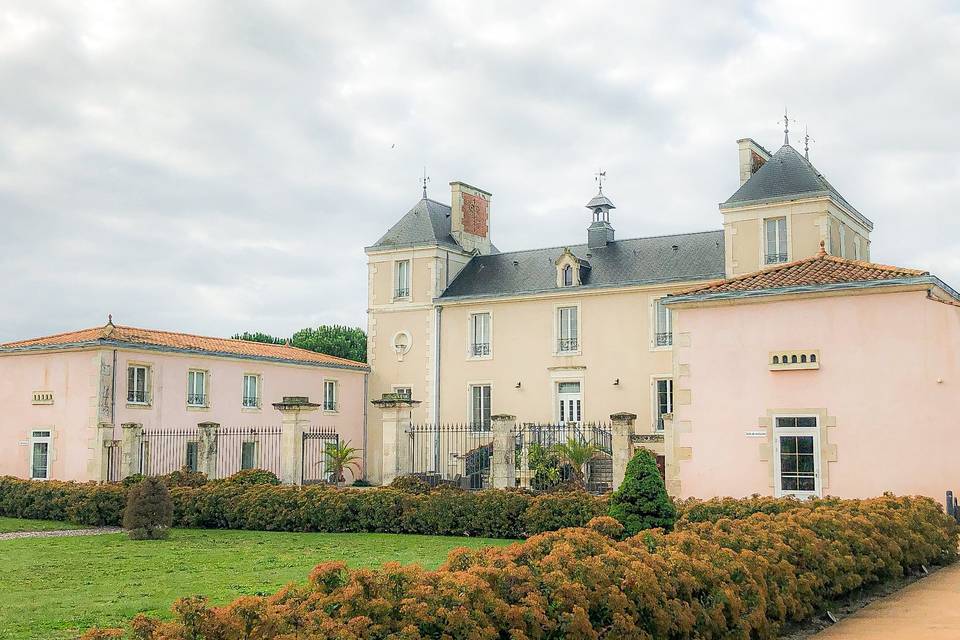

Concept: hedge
[[0, 476, 606, 539], [83, 494, 958, 639]]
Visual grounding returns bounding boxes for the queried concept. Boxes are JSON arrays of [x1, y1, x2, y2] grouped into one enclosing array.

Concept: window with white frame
[[774, 416, 820, 497], [562, 264, 574, 287], [654, 299, 673, 347], [323, 380, 338, 412], [187, 370, 207, 407], [557, 306, 578, 353], [470, 384, 491, 430], [764, 217, 788, 264], [393, 386, 412, 400], [242, 374, 260, 408], [395, 260, 410, 298], [127, 365, 149, 404], [30, 430, 51, 480], [557, 381, 582, 425], [654, 378, 673, 431], [470, 312, 491, 357]]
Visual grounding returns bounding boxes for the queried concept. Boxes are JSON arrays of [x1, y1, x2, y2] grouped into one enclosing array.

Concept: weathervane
[[803, 126, 815, 160], [594, 169, 607, 193], [421, 167, 430, 199], [783, 107, 790, 146]]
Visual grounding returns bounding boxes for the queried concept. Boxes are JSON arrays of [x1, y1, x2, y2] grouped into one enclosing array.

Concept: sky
[[1, 1, 957, 342]]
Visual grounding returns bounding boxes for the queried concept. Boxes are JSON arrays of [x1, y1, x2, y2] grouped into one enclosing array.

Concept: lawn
[[0, 524, 513, 640], [0, 516, 90, 533]]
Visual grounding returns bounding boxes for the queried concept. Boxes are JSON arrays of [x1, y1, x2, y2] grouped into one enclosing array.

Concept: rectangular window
[[241, 441, 257, 470], [242, 374, 260, 408], [557, 381, 582, 425], [187, 370, 206, 407], [127, 365, 148, 404], [185, 441, 199, 472], [30, 430, 51, 480], [395, 260, 410, 298], [655, 379, 673, 431], [774, 416, 820, 498], [393, 386, 412, 400], [470, 384, 491, 430], [470, 312, 491, 357], [557, 306, 578, 352], [764, 217, 788, 264], [324, 380, 338, 411], [654, 299, 673, 347]]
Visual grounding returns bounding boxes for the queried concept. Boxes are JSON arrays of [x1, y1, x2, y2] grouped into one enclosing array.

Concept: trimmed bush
[[158, 467, 207, 488], [123, 476, 173, 540], [217, 468, 280, 486], [389, 474, 433, 494], [608, 448, 676, 535], [90, 495, 958, 639]]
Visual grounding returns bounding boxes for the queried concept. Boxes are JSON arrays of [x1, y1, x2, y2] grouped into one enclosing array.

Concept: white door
[[773, 416, 821, 498], [556, 382, 582, 425]]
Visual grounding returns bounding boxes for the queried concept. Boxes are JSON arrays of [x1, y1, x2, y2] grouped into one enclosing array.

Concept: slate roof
[[367, 198, 462, 251], [0, 324, 370, 371], [438, 230, 725, 300], [671, 244, 926, 299], [722, 144, 871, 228]]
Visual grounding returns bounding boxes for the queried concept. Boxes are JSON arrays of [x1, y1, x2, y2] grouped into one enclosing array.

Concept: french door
[[773, 416, 820, 498], [557, 382, 582, 425]]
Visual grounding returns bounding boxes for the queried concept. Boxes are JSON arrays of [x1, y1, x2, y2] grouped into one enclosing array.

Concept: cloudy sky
[[1, 1, 957, 343]]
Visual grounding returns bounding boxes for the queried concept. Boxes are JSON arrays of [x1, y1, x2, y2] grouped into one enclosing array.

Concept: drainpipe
[[111, 349, 117, 425], [362, 371, 368, 479], [433, 305, 442, 469]]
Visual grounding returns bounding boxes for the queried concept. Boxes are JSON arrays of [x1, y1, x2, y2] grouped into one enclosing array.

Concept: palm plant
[[323, 441, 362, 486], [553, 439, 600, 488]]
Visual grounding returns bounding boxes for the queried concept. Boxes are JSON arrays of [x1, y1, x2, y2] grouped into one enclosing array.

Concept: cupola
[[586, 189, 615, 249]]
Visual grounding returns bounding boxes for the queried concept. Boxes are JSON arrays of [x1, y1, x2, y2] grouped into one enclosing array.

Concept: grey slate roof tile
[[438, 230, 725, 300], [368, 198, 462, 251]]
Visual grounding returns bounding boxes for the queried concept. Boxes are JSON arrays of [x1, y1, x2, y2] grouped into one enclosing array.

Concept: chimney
[[585, 191, 616, 249], [449, 181, 492, 254], [737, 138, 771, 186]]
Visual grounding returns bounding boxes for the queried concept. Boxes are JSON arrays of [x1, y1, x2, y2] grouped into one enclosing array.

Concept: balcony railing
[[655, 332, 673, 347], [557, 337, 579, 353], [323, 400, 339, 412], [395, 287, 410, 298], [242, 395, 260, 408], [471, 342, 490, 357], [765, 252, 788, 264], [187, 393, 206, 407], [128, 390, 147, 404]]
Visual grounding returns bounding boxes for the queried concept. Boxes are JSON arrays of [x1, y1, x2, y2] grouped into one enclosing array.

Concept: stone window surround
[[650, 296, 674, 352], [186, 368, 211, 411], [323, 377, 339, 414], [553, 301, 582, 356], [760, 214, 791, 267], [125, 360, 154, 409], [28, 426, 55, 481], [466, 309, 493, 361], [757, 407, 837, 493], [242, 372, 262, 412]]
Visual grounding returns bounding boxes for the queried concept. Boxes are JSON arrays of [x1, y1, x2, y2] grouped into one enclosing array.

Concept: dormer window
[[555, 248, 587, 288], [563, 265, 573, 287]]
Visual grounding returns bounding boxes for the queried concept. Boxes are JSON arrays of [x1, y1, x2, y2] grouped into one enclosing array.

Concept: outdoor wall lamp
[[613, 378, 620, 386], [515, 381, 522, 388]]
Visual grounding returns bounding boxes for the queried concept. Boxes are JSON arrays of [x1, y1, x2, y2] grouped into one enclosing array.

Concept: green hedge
[[85, 495, 958, 639], [0, 476, 605, 538]]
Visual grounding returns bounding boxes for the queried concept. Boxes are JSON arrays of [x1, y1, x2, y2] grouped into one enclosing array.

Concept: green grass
[[0, 527, 513, 640], [0, 517, 90, 533]]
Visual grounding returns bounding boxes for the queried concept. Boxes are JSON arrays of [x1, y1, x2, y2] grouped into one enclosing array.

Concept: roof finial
[[421, 167, 430, 199], [107, 313, 114, 326], [803, 125, 814, 160], [818, 239, 827, 256], [594, 169, 606, 194], [783, 107, 790, 146]]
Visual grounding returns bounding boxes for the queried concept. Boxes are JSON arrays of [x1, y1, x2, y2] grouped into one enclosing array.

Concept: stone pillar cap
[[610, 412, 638, 421], [273, 396, 321, 410], [371, 392, 421, 408], [491, 414, 516, 421]]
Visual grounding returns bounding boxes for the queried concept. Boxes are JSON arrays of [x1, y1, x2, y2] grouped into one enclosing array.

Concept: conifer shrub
[[123, 476, 173, 540], [608, 448, 676, 535]]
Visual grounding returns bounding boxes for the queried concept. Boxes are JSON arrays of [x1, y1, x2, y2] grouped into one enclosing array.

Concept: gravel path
[[0, 527, 122, 541]]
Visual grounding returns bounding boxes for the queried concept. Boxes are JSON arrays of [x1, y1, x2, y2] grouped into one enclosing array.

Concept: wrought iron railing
[[187, 393, 206, 406], [765, 252, 788, 264], [242, 395, 259, 408], [655, 331, 673, 347], [395, 287, 410, 298], [128, 389, 148, 403], [408, 423, 494, 489], [216, 426, 282, 478], [302, 425, 340, 484], [514, 422, 613, 494], [323, 400, 339, 412], [557, 337, 579, 352], [471, 343, 490, 357]]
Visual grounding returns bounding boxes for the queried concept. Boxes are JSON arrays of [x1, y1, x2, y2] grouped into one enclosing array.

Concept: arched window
[[800, 354, 807, 363], [563, 264, 574, 287], [772, 355, 779, 364], [810, 353, 817, 363], [782, 354, 788, 363], [791, 355, 798, 363]]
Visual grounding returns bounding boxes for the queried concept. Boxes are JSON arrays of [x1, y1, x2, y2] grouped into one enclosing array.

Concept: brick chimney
[[737, 138, 771, 185], [450, 181, 492, 254]]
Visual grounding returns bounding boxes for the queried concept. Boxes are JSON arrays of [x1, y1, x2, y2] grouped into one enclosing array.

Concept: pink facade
[[672, 288, 960, 501], [0, 345, 368, 483]]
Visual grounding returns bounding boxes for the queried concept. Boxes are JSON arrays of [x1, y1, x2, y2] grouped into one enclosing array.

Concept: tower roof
[[366, 198, 462, 251], [585, 192, 616, 210], [721, 144, 872, 229]]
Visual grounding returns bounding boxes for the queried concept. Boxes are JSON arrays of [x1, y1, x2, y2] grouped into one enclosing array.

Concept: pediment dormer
[[555, 248, 590, 288]]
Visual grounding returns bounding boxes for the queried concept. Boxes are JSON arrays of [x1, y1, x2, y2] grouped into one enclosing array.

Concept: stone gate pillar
[[273, 396, 320, 485], [120, 422, 143, 478], [371, 393, 421, 485], [490, 414, 516, 489], [197, 422, 220, 479], [610, 412, 637, 490], [92, 422, 114, 482]]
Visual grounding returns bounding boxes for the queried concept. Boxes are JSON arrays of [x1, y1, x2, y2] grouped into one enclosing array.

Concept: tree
[[232, 331, 285, 344], [608, 448, 676, 535], [324, 441, 363, 486], [292, 325, 367, 363], [553, 439, 600, 488], [123, 476, 173, 540]]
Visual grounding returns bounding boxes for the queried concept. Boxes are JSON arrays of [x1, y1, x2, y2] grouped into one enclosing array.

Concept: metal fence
[[140, 428, 199, 476], [302, 425, 339, 484], [104, 440, 122, 483], [515, 423, 613, 494], [408, 423, 494, 489], [216, 426, 282, 478]]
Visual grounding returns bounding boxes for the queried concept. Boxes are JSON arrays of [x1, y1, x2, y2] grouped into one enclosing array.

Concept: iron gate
[[301, 425, 339, 484]]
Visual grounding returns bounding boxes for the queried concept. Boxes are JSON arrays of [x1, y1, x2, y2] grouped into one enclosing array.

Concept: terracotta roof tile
[[676, 245, 927, 297], [0, 324, 369, 370]]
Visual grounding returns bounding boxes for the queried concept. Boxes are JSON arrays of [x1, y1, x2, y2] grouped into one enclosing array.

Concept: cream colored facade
[[366, 140, 874, 484]]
